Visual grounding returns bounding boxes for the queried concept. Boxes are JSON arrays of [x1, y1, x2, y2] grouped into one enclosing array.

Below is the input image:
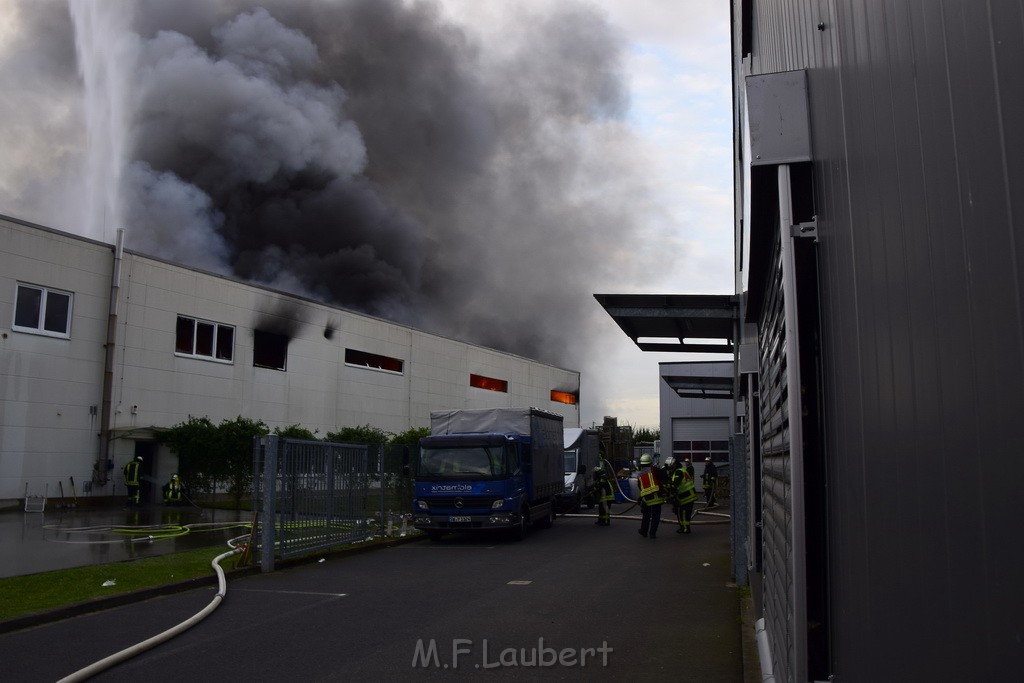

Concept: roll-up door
[[672, 418, 731, 492], [758, 163, 827, 682], [671, 418, 730, 441], [758, 229, 796, 683]]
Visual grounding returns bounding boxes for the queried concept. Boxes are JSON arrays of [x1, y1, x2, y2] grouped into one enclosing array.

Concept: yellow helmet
[[639, 454, 654, 466]]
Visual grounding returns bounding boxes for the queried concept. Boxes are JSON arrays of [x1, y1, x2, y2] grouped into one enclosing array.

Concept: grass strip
[[0, 547, 234, 621], [0, 533, 421, 623]]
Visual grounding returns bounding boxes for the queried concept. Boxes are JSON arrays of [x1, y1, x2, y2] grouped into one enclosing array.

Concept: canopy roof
[[593, 293, 738, 354]]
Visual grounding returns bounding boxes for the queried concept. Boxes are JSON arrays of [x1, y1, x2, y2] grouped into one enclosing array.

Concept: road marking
[[507, 580, 532, 585], [402, 545, 498, 549], [233, 589, 348, 597]]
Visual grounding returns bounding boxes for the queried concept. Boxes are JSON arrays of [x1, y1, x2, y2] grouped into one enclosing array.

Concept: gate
[[252, 435, 372, 572]]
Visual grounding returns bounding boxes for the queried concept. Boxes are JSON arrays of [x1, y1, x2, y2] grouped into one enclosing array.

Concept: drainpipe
[[96, 228, 124, 487], [755, 618, 776, 682]]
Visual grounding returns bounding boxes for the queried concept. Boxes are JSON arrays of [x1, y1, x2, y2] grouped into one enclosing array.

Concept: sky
[[0, 0, 733, 430]]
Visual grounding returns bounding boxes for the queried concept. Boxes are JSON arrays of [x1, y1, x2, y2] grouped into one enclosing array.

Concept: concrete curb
[[0, 533, 426, 635]]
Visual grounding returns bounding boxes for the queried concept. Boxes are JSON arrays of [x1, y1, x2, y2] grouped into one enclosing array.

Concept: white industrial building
[[1, 214, 581, 509], [658, 360, 735, 490]]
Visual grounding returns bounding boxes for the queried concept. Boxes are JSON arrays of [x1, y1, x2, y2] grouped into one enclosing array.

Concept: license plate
[[448, 516, 472, 523]]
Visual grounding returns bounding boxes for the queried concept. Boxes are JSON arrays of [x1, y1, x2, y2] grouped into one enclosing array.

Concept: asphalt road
[[0, 513, 743, 681]]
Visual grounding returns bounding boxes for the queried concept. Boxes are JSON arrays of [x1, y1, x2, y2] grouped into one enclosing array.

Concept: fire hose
[[56, 545, 243, 682]]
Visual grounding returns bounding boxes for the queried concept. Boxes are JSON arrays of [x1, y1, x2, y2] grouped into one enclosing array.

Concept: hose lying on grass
[[56, 546, 242, 683]]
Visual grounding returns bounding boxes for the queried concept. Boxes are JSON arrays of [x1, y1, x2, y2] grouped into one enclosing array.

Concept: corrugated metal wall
[[741, 0, 1024, 679]]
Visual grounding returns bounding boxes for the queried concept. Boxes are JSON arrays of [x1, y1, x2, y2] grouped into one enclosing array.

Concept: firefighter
[[636, 453, 667, 538], [683, 457, 695, 481], [664, 456, 678, 509], [593, 464, 615, 526], [123, 455, 143, 507], [702, 456, 719, 508], [163, 473, 185, 505], [669, 457, 698, 533]]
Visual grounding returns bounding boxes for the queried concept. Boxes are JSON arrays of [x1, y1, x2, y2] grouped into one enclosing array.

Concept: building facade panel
[[1, 216, 580, 506], [1, 218, 111, 502], [736, 0, 1024, 679]]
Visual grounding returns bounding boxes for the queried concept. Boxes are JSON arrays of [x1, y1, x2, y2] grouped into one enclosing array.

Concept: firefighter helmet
[[639, 454, 654, 466]]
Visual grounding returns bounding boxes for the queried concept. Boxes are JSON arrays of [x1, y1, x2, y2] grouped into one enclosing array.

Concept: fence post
[[379, 444, 385, 537], [261, 434, 279, 573], [730, 433, 749, 585]]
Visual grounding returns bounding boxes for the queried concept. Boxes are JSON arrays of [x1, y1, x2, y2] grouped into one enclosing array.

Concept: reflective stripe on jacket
[[671, 469, 698, 504], [637, 470, 665, 505], [123, 461, 141, 486]]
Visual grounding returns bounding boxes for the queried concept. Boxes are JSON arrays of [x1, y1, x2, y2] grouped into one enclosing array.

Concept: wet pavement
[[1, 515, 751, 682], [0, 503, 254, 579]]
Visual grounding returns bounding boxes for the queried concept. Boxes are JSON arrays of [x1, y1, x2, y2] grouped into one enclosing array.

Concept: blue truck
[[412, 407, 564, 541]]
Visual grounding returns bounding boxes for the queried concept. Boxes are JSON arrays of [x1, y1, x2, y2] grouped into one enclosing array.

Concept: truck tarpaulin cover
[[430, 408, 564, 496], [430, 407, 560, 436]]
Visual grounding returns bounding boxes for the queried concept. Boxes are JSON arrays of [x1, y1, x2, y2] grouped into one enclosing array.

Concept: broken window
[[550, 390, 578, 405], [254, 329, 288, 370], [470, 373, 508, 393], [345, 349, 404, 373]]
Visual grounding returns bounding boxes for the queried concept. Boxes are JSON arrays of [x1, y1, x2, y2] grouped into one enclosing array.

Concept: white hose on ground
[[56, 547, 242, 683], [561, 511, 731, 524]]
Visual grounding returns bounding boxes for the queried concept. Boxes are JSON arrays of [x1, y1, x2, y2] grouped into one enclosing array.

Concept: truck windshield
[[418, 446, 506, 479], [563, 450, 578, 474]]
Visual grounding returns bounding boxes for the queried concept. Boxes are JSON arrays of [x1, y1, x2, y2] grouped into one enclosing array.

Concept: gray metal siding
[[742, 0, 1024, 679]]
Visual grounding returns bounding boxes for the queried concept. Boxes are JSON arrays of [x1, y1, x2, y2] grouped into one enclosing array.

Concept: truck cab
[[413, 433, 551, 539], [412, 407, 563, 540]]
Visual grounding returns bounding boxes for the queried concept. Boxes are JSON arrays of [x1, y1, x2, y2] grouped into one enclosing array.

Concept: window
[[550, 390, 578, 405], [175, 315, 234, 362], [470, 373, 508, 393], [345, 348, 404, 374], [254, 329, 288, 370], [13, 284, 73, 337], [673, 439, 729, 463]]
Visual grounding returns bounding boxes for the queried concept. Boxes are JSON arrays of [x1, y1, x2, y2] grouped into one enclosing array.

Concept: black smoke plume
[[0, 0, 655, 370]]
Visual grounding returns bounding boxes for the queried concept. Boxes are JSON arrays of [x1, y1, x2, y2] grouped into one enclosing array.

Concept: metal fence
[[252, 436, 416, 572]]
